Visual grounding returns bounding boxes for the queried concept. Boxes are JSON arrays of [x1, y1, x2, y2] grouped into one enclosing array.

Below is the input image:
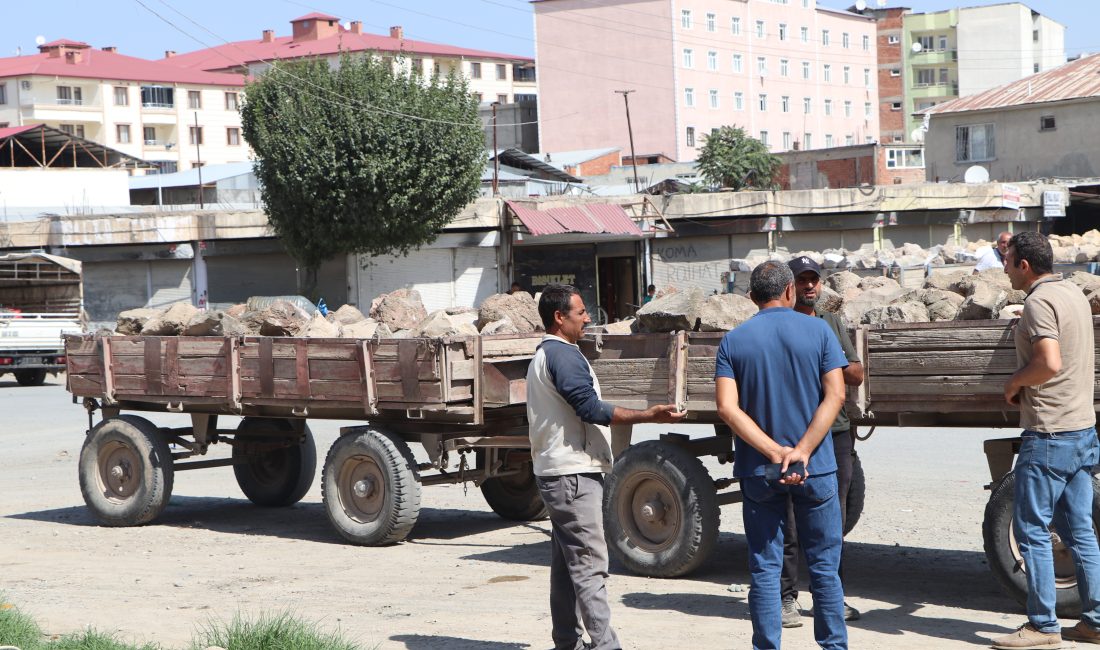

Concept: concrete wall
[[925, 100, 1100, 182], [871, 7, 907, 143], [0, 168, 130, 208], [481, 102, 539, 153], [957, 4, 1064, 97]]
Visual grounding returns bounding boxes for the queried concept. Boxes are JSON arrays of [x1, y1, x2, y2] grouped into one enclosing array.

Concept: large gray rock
[[330, 304, 367, 326], [999, 305, 1024, 319], [956, 281, 1008, 320], [859, 275, 901, 292], [601, 318, 636, 334], [182, 310, 247, 336], [861, 302, 929, 325], [340, 319, 392, 339], [895, 288, 963, 322], [924, 269, 970, 294], [479, 317, 521, 336], [411, 310, 480, 338], [842, 286, 906, 325], [116, 307, 160, 335], [1067, 271, 1100, 295], [635, 287, 705, 332], [477, 292, 542, 334], [140, 302, 201, 336], [300, 313, 342, 338], [816, 285, 843, 314], [697, 294, 758, 332], [825, 271, 862, 295], [245, 300, 312, 337], [370, 288, 428, 331], [225, 303, 248, 319]]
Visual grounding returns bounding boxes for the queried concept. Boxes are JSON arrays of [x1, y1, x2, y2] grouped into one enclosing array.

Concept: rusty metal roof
[[506, 201, 643, 237], [927, 54, 1100, 116]]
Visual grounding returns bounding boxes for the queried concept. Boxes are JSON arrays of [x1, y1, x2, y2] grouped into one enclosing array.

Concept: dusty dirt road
[[0, 378, 1049, 649]]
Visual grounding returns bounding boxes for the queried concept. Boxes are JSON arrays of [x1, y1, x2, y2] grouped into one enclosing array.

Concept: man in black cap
[[781, 256, 865, 628]]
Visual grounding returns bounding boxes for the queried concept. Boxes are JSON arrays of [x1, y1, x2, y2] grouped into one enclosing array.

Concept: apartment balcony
[[911, 82, 958, 100], [910, 49, 958, 65], [141, 107, 178, 125], [17, 99, 103, 123]]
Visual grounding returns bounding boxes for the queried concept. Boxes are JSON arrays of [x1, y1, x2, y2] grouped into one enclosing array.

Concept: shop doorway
[[597, 256, 638, 323]]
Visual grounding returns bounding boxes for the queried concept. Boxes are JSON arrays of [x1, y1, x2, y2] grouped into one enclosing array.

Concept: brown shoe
[[1064, 620, 1100, 644], [991, 623, 1062, 649]]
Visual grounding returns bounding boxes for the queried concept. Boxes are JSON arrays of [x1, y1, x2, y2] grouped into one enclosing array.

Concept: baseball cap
[[788, 256, 823, 277]]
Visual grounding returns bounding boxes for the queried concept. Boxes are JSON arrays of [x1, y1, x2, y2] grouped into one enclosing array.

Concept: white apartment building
[[0, 40, 247, 173], [166, 13, 538, 106], [535, 0, 879, 161]]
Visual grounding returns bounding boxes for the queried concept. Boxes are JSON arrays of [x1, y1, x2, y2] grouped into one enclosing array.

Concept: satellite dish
[[910, 128, 925, 142], [34, 35, 45, 46], [964, 165, 990, 184], [911, 42, 923, 53], [341, 21, 351, 30], [855, 0, 867, 10]]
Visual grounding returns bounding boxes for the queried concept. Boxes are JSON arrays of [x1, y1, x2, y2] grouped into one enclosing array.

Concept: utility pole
[[193, 111, 204, 209], [615, 90, 641, 193], [491, 102, 500, 196]]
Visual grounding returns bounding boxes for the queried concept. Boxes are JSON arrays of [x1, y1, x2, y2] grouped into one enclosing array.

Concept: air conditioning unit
[[20, 80, 31, 90]]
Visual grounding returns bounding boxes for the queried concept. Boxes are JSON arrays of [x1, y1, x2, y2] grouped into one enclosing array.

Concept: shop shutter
[[453, 247, 499, 309], [359, 248, 455, 312], [205, 253, 298, 305], [148, 260, 193, 309], [82, 261, 150, 327], [650, 235, 732, 295]]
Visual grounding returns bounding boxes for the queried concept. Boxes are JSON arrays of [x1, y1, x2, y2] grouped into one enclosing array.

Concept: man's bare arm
[[716, 377, 785, 463], [1004, 337, 1061, 404], [843, 361, 864, 387]]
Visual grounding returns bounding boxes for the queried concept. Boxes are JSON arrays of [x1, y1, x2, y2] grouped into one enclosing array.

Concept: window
[[759, 130, 769, 146], [800, 26, 809, 44], [843, 100, 852, 117], [825, 134, 834, 147], [709, 89, 719, 109], [1033, 29, 1039, 42], [470, 62, 482, 79], [890, 68, 901, 77], [780, 59, 789, 77], [497, 93, 508, 104], [413, 58, 424, 74], [0, 83, 7, 105], [890, 102, 902, 111], [779, 23, 787, 41], [114, 86, 128, 106], [888, 35, 900, 44], [823, 64, 831, 82], [803, 97, 812, 114], [734, 91, 744, 110], [917, 69, 935, 85], [152, 161, 178, 174], [886, 148, 925, 168], [56, 86, 82, 105], [189, 126, 203, 145], [845, 135, 855, 146], [684, 87, 695, 107], [758, 57, 767, 75], [802, 61, 811, 79], [733, 54, 743, 73], [864, 68, 871, 86], [732, 16, 741, 35], [862, 35, 870, 51], [842, 32, 850, 49], [804, 133, 812, 149], [759, 93, 768, 111], [955, 123, 995, 162], [781, 95, 790, 113], [918, 35, 934, 51], [782, 132, 791, 149], [116, 124, 130, 144], [681, 9, 692, 28], [864, 102, 872, 119], [824, 98, 832, 116], [225, 92, 239, 111], [707, 50, 718, 71], [683, 48, 694, 68], [59, 124, 85, 138], [822, 30, 830, 46], [188, 90, 202, 110], [141, 86, 174, 108], [496, 64, 507, 80], [143, 126, 156, 144], [1034, 63, 1040, 73], [843, 65, 850, 84], [1040, 115, 1056, 131], [706, 12, 716, 32], [473, 92, 483, 103], [686, 126, 695, 147], [756, 20, 765, 38], [938, 35, 948, 51], [227, 127, 240, 145]]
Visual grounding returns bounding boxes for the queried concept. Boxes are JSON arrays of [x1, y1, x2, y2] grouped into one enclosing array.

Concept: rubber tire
[[14, 369, 47, 386], [604, 440, 720, 578], [983, 469, 1100, 617], [480, 452, 548, 521], [844, 452, 866, 536], [78, 415, 174, 526], [322, 428, 422, 545], [232, 418, 317, 507]]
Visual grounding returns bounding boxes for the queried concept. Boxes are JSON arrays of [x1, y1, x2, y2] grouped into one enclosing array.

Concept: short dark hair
[[749, 261, 793, 303], [1008, 231, 1053, 275], [647, 284, 656, 292], [538, 284, 580, 330]]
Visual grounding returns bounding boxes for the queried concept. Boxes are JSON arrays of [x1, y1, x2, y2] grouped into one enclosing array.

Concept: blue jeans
[[1014, 426, 1100, 633], [742, 472, 847, 650]]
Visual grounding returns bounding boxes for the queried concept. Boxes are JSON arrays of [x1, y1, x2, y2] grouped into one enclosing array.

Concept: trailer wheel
[[322, 428, 421, 545], [604, 440, 719, 577], [983, 470, 1100, 617], [844, 452, 866, 536], [480, 453, 548, 521], [14, 369, 47, 386], [233, 418, 317, 507], [78, 415, 174, 526]]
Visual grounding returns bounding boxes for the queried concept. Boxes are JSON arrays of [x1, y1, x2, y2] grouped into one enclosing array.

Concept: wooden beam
[[75, 140, 108, 168], [12, 136, 42, 167], [45, 138, 70, 168]]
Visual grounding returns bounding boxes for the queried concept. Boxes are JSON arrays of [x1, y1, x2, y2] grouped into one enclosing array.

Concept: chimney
[[164, 50, 176, 58], [65, 50, 83, 64], [262, 29, 275, 43], [47, 47, 63, 58], [390, 26, 403, 40], [102, 46, 117, 53], [350, 20, 362, 34]]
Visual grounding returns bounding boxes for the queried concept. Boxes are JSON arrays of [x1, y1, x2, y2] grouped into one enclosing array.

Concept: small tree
[[696, 126, 781, 190], [241, 54, 486, 293]]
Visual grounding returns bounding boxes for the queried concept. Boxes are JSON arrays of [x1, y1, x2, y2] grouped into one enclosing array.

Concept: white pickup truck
[[0, 253, 84, 386]]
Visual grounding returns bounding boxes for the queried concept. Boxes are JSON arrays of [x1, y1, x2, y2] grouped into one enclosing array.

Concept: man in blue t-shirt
[[715, 261, 849, 650]]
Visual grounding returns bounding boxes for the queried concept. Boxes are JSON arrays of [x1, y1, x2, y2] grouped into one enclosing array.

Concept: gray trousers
[[536, 472, 621, 650]]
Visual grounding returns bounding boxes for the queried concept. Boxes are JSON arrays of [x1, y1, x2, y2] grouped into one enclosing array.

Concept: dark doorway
[[598, 256, 637, 323]]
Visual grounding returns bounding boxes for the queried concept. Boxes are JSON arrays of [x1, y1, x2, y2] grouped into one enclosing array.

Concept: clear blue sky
[[0, 1, 1092, 61]]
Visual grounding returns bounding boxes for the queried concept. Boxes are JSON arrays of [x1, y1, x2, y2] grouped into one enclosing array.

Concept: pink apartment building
[[534, 0, 879, 161]]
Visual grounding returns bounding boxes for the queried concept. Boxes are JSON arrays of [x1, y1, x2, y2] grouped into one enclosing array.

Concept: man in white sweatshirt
[[527, 283, 685, 650]]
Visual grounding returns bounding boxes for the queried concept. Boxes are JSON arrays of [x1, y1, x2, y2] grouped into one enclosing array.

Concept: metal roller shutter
[[83, 261, 150, 327], [454, 247, 499, 309], [650, 235, 732, 295], [358, 248, 455, 313], [205, 253, 298, 305], [148, 260, 193, 309]]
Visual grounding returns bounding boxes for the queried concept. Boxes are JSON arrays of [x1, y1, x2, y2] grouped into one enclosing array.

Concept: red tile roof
[[41, 39, 90, 48], [0, 125, 38, 140], [291, 12, 341, 22], [166, 28, 533, 72], [927, 53, 1100, 116], [507, 201, 643, 237], [0, 44, 245, 86]]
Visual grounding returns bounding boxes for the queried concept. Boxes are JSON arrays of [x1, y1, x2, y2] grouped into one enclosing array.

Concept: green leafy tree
[[241, 54, 486, 292], [696, 126, 781, 190]]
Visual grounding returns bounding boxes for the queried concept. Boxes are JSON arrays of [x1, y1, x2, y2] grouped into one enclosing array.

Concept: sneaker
[[844, 602, 861, 621], [782, 597, 803, 628], [991, 623, 1062, 649], [1063, 620, 1100, 644]]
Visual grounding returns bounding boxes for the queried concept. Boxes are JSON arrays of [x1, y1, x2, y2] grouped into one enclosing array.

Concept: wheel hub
[[97, 441, 140, 501], [353, 477, 377, 499], [639, 499, 666, 524], [619, 471, 683, 552], [339, 454, 386, 523]]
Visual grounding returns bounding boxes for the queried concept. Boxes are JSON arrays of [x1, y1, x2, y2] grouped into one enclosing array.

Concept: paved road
[[0, 377, 1054, 648]]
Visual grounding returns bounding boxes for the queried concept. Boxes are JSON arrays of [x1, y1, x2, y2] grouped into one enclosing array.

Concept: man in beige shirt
[[992, 231, 1100, 650]]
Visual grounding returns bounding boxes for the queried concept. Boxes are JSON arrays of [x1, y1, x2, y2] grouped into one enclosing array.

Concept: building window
[[825, 134, 834, 147], [844, 100, 852, 117], [706, 12, 716, 32], [756, 20, 765, 38], [758, 57, 767, 75], [779, 23, 787, 41], [226, 127, 241, 145], [823, 64, 831, 82], [890, 102, 902, 111], [804, 133, 812, 149], [707, 50, 718, 70], [681, 9, 692, 28], [56, 86, 82, 105], [734, 91, 744, 110], [759, 130, 769, 146], [800, 26, 809, 44], [496, 64, 507, 80], [842, 32, 850, 48], [886, 148, 925, 168], [864, 102, 872, 118], [116, 124, 130, 144], [845, 135, 855, 145], [732, 16, 741, 35], [759, 93, 768, 111], [803, 97, 812, 114], [781, 95, 790, 113], [497, 93, 508, 104], [113, 86, 128, 106], [685, 87, 695, 107], [939, 68, 949, 84], [888, 35, 900, 44], [1033, 29, 1040, 42], [918, 35, 934, 51], [822, 30, 830, 46], [843, 66, 850, 84], [1034, 63, 1040, 73], [141, 86, 174, 109], [802, 61, 811, 79], [1040, 115, 1056, 131], [188, 90, 202, 110], [686, 126, 695, 147], [938, 35, 948, 51], [191, 162, 204, 169], [709, 89, 719, 109], [890, 68, 901, 77], [733, 54, 743, 73], [862, 34, 870, 51], [413, 58, 424, 74], [780, 59, 789, 77], [955, 123, 995, 162], [824, 98, 832, 116], [864, 68, 871, 86], [683, 48, 694, 68], [152, 161, 178, 174], [143, 126, 156, 145], [917, 69, 936, 85], [225, 92, 239, 111], [473, 92, 483, 103], [470, 62, 482, 79], [189, 126, 203, 145], [59, 124, 85, 138], [0, 83, 7, 105], [783, 132, 791, 149]]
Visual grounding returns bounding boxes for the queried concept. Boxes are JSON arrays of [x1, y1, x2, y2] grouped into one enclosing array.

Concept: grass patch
[[0, 599, 44, 649], [49, 631, 160, 650], [191, 611, 362, 650]]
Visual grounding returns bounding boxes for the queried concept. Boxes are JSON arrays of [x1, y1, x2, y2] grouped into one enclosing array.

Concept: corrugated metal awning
[[506, 201, 643, 237]]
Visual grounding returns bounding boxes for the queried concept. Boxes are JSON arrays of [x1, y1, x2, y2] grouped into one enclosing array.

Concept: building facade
[[535, 0, 879, 161], [0, 40, 246, 173]]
